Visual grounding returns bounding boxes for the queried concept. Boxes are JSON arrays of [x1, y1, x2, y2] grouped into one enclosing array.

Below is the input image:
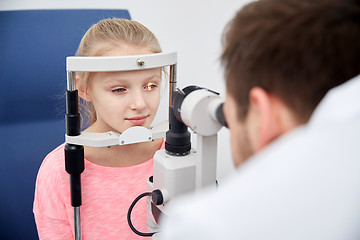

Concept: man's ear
[[76, 75, 92, 102], [247, 87, 282, 151], [247, 87, 300, 151]]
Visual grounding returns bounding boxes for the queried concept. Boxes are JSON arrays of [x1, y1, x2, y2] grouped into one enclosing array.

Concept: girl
[[33, 18, 164, 239]]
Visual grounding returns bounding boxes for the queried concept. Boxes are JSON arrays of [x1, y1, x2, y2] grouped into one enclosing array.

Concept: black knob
[[151, 189, 164, 205]]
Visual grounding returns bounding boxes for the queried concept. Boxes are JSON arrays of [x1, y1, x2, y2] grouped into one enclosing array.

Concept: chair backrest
[[0, 9, 131, 239]]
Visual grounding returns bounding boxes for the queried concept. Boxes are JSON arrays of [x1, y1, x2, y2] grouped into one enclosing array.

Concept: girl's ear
[[76, 75, 92, 102]]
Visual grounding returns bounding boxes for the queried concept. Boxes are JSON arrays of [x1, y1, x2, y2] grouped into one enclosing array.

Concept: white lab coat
[[160, 74, 360, 240]]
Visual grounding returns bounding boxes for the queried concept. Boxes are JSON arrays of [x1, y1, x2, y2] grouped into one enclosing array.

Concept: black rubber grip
[[65, 144, 84, 175], [65, 144, 84, 207], [65, 90, 81, 136]]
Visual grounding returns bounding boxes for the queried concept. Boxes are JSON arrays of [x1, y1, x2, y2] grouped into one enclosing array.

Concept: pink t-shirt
[[33, 140, 164, 240]]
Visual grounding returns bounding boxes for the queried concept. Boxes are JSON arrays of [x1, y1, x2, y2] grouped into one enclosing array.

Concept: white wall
[[0, 0, 251, 180]]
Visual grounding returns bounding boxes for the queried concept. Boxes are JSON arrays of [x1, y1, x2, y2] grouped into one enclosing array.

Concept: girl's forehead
[[95, 68, 161, 84], [100, 44, 154, 56], [89, 45, 163, 84]]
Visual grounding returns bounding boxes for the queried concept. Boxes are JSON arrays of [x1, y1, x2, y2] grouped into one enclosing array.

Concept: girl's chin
[[118, 123, 151, 133]]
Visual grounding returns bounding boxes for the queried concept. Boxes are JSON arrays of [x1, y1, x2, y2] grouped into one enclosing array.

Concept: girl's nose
[[129, 91, 147, 110]]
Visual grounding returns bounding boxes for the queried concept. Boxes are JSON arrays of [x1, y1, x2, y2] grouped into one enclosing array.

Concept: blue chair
[[0, 9, 131, 239]]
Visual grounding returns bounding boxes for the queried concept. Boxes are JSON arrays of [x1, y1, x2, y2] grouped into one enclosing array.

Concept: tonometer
[[65, 52, 227, 240]]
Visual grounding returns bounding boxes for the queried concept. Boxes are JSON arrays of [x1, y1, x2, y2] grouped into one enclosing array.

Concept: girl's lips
[[126, 115, 148, 125]]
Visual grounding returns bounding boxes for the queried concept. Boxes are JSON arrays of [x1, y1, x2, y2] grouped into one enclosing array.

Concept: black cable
[[127, 192, 156, 237]]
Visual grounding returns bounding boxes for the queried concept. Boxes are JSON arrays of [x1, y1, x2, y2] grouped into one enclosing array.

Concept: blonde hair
[[76, 18, 162, 127]]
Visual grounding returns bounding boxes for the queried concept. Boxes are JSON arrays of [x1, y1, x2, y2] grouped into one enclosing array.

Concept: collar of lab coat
[[308, 74, 360, 128]]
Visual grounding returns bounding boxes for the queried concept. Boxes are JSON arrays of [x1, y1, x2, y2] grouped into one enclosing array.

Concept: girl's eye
[[144, 83, 158, 91], [112, 88, 126, 93]]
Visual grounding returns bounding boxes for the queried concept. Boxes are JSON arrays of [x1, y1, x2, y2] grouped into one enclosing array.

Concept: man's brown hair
[[221, 0, 360, 122]]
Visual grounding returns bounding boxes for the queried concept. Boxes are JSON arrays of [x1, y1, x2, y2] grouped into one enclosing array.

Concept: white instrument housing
[[180, 89, 224, 136]]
